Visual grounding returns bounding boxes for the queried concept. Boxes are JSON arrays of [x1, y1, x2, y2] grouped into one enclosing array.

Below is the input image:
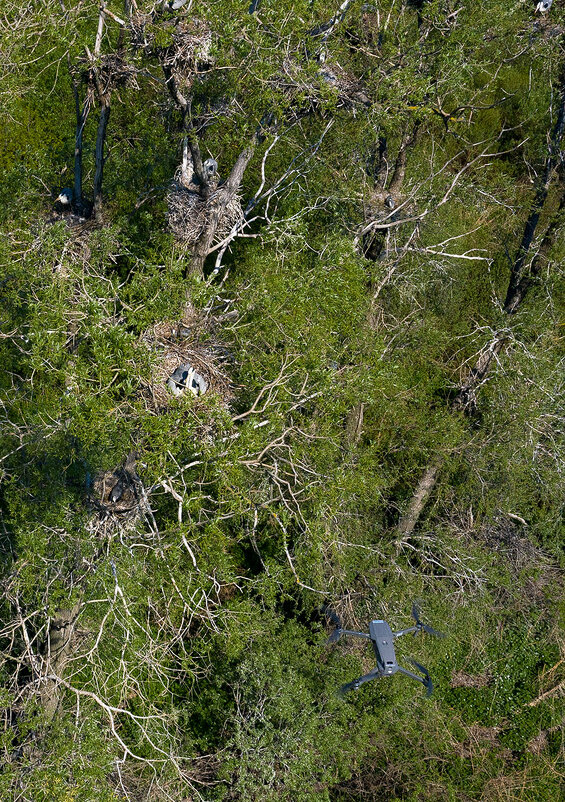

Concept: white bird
[[169, 0, 190, 10], [54, 187, 93, 219], [535, 0, 553, 13]]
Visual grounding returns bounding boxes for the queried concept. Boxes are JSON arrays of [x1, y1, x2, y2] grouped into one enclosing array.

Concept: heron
[[54, 188, 93, 220], [203, 158, 218, 178], [54, 188, 74, 217], [109, 477, 124, 503], [167, 363, 208, 397]]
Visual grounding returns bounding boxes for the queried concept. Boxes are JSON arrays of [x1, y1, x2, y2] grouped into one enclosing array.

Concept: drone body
[[326, 605, 443, 696], [369, 620, 398, 675]]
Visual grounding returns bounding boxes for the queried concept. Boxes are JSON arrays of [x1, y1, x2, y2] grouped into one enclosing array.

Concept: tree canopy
[[1, 1, 564, 800]]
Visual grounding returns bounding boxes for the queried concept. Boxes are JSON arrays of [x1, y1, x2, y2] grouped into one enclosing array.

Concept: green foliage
[[1, 0, 564, 800]]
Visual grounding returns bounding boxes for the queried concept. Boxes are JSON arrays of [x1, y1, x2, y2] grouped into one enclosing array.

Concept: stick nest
[[130, 15, 213, 73], [76, 53, 139, 91], [278, 57, 371, 115], [87, 458, 148, 537], [139, 309, 234, 411], [167, 182, 244, 246]]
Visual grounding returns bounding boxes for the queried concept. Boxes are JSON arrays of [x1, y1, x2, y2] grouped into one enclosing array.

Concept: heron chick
[[167, 363, 208, 397]]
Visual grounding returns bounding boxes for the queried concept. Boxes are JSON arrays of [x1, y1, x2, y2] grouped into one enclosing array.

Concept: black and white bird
[[53, 187, 93, 220], [54, 188, 73, 214], [535, 0, 553, 13], [167, 363, 208, 397], [169, 0, 190, 10]]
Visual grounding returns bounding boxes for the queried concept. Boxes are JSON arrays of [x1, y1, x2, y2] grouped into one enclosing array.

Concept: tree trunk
[[386, 126, 416, 201], [363, 124, 418, 261], [70, 67, 89, 209], [189, 145, 255, 277], [39, 603, 81, 721], [504, 69, 565, 312], [344, 402, 364, 447], [93, 98, 111, 223], [396, 460, 442, 541]]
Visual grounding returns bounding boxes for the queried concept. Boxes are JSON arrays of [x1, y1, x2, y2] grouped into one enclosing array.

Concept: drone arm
[[351, 667, 381, 687], [397, 661, 433, 696], [392, 626, 419, 638]]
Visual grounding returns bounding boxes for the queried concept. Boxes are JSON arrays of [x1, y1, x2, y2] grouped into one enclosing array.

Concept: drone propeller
[[411, 603, 445, 638], [409, 659, 433, 697], [327, 627, 342, 643], [324, 606, 341, 627], [338, 679, 359, 696], [323, 606, 343, 644]]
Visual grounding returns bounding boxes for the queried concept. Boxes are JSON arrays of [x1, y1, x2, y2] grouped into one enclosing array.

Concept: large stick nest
[[76, 52, 139, 91], [277, 57, 371, 116], [87, 456, 148, 537], [139, 310, 234, 411], [167, 182, 244, 246], [130, 15, 213, 73]]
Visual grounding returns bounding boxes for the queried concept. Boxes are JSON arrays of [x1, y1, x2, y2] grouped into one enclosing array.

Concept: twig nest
[[167, 363, 208, 397], [139, 317, 234, 410], [278, 57, 371, 115], [87, 456, 147, 536], [130, 15, 213, 73], [167, 183, 244, 246], [76, 52, 139, 91], [319, 63, 370, 107], [92, 469, 139, 515]]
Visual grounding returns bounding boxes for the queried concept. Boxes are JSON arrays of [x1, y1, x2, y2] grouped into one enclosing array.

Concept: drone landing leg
[[339, 667, 382, 695], [397, 664, 433, 696]]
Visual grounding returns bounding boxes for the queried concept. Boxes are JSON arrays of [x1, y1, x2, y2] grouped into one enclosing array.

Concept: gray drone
[[326, 604, 444, 696]]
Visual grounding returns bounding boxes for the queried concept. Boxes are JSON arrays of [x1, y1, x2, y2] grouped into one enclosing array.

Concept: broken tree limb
[[69, 56, 91, 211], [189, 144, 256, 277], [39, 602, 81, 721], [395, 460, 443, 541], [387, 124, 419, 202], [93, 98, 111, 222]]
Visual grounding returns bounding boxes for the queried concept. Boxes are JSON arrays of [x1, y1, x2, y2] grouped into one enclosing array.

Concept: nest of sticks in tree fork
[[77, 52, 139, 91], [167, 183, 244, 246], [278, 56, 370, 116], [87, 453, 148, 538], [167, 154, 244, 247], [139, 308, 234, 412]]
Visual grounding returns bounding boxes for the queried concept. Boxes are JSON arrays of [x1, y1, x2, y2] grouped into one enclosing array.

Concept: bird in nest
[[167, 363, 208, 397], [54, 188, 93, 220]]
